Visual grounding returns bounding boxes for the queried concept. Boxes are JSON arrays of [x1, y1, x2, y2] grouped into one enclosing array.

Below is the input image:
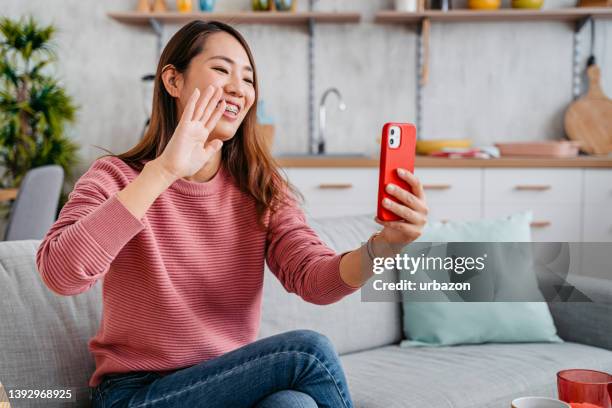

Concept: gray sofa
[[1, 214, 611, 408]]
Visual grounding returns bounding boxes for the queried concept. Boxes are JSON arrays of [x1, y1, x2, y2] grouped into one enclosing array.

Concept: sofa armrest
[[548, 275, 612, 351]]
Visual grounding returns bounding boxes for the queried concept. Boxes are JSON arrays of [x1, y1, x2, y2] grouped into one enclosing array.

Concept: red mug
[[557, 369, 612, 408]]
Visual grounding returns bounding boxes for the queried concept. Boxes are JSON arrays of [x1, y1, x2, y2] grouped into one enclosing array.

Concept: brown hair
[[103, 20, 296, 228]]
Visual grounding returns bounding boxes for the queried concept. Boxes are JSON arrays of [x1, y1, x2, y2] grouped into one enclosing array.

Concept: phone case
[[377, 122, 417, 222]]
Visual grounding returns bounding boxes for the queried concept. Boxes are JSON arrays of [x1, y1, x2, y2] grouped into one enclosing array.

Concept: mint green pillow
[[400, 211, 562, 347]]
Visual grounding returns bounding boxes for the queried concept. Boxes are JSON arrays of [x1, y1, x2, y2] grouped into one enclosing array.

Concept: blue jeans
[[90, 330, 354, 408]]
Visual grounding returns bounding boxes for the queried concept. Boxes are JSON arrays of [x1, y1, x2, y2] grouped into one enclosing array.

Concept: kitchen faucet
[[314, 87, 346, 155]]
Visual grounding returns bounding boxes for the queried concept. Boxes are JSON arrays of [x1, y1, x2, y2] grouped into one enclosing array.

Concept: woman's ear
[[161, 65, 183, 98]]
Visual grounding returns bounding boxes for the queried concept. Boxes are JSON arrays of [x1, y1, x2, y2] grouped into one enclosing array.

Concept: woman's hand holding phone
[[334, 122, 430, 288], [375, 168, 428, 246], [375, 123, 428, 248], [154, 86, 227, 182]]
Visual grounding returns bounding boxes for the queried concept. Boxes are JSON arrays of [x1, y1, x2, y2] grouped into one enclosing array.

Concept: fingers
[[198, 86, 223, 124], [385, 183, 429, 215], [180, 88, 200, 122], [381, 197, 427, 226], [203, 98, 226, 133], [193, 85, 217, 122], [396, 168, 425, 200]]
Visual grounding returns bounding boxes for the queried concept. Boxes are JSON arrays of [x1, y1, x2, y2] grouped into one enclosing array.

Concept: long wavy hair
[[103, 20, 295, 228]]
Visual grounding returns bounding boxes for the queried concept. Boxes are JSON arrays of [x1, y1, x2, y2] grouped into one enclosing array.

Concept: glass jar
[[176, 0, 193, 12]]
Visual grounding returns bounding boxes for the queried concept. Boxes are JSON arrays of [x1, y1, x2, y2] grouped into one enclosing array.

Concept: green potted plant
[[0, 16, 80, 218]]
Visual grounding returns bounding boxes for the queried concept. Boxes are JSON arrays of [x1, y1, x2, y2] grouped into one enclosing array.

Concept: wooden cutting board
[[564, 63, 612, 155]]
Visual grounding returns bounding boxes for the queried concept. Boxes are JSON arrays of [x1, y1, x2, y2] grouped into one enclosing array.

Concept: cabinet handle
[[515, 185, 551, 191], [530, 221, 552, 228], [423, 184, 452, 190], [317, 183, 353, 189]]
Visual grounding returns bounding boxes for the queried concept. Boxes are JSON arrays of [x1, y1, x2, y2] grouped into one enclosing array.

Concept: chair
[[3, 165, 64, 241]]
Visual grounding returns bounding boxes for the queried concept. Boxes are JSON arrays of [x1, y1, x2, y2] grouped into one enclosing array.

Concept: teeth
[[225, 104, 238, 115]]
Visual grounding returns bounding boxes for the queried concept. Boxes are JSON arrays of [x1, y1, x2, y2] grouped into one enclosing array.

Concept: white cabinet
[[484, 203, 581, 242], [283, 166, 609, 242], [483, 169, 582, 242], [283, 167, 483, 221], [283, 168, 378, 218], [583, 206, 612, 242], [415, 168, 482, 222], [483, 169, 581, 205], [584, 169, 612, 204], [583, 169, 612, 242]]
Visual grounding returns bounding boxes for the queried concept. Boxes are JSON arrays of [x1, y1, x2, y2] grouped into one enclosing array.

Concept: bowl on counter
[[416, 139, 473, 155]]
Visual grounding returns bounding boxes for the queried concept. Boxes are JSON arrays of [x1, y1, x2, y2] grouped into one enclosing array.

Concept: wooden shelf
[[108, 11, 361, 25], [275, 155, 612, 168], [375, 7, 612, 23]]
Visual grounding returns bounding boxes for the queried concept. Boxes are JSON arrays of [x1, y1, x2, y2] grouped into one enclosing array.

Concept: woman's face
[[172, 32, 256, 142]]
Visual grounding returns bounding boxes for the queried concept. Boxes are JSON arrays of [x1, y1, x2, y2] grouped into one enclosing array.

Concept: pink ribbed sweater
[[35, 156, 360, 388]]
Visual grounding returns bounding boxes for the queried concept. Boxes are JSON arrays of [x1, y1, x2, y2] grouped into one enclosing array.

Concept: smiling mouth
[[225, 104, 239, 116], [217, 100, 240, 117]]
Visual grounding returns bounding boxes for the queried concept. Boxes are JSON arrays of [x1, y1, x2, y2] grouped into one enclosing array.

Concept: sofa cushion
[[0, 239, 102, 408], [401, 211, 561, 347], [341, 342, 612, 408], [258, 214, 402, 355]]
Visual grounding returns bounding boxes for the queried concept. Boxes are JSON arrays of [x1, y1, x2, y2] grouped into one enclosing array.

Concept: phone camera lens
[[390, 129, 395, 135]]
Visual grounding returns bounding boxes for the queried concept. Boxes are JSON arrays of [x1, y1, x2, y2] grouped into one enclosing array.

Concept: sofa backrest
[[258, 214, 403, 354], [0, 240, 101, 408], [0, 215, 401, 406]]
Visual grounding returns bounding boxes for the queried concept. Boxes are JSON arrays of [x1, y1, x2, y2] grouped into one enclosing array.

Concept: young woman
[[36, 20, 428, 408]]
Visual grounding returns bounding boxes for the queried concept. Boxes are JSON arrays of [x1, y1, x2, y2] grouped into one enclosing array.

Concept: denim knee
[[282, 329, 338, 360], [254, 390, 318, 408]]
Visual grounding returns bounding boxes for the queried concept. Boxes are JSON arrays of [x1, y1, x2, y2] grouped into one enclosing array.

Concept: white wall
[[4, 0, 611, 176]]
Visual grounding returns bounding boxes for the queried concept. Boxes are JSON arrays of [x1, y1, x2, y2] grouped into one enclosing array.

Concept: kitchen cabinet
[[482, 169, 582, 242], [283, 168, 377, 218], [413, 168, 482, 222], [282, 164, 611, 242], [583, 169, 612, 242]]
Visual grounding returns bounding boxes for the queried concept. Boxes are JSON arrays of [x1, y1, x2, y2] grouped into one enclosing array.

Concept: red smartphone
[[377, 122, 417, 222]]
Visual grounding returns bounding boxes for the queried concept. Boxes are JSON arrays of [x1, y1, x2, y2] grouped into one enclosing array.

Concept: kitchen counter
[[274, 155, 612, 168]]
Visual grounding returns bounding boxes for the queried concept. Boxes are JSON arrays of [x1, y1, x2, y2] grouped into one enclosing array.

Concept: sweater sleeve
[[36, 158, 146, 296], [265, 195, 361, 305]]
